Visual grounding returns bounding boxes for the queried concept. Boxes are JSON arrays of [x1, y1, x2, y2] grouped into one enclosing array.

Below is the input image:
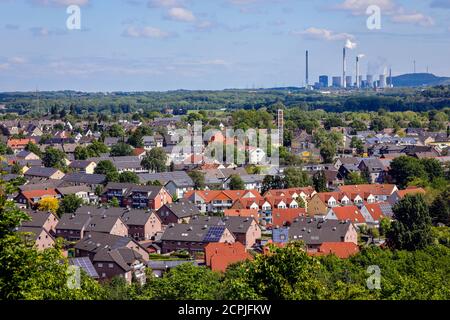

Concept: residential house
[[325, 205, 366, 226], [101, 183, 172, 210], [272, 218, 358, 251], [56, 186, 93, 204], [311, 242, 360, 259], [55, 213, 92, 241], [23, 167, 65, 180], [338, 184, 398, 203], [68, 160, 97, 174], [204, 242, 253, 273], [62, 173, 106, 189], [189, 215, 261, 249], [358, 158, 387, 183], [156, 200, 200, 225], [21, 209, 59, 234], [307, 192, 351, 216], [137, 171, 194, 199], [122, 210, 163, 241], [360, 202, 394, 226], [272, 208, 307, 227], [388, 187, 426, 205], [15, 189, 61, 209], [17, 226, 55, 251]]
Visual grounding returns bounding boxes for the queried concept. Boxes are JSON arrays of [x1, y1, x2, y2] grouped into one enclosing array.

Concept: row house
[[15, 189, 61, 209], [137, 171, 195, 199], [204, 242, 253, 273], [101, 183, 172, 210], [68, 160, 97, 174], [325, 206, 367, 226], [156, 200, 200, 225], [272, 218, 358, 252], [23, 167, 65, 180], [184, 189, 262, 213], [160, 223, 236, 254], [338, 184, 398, 203]]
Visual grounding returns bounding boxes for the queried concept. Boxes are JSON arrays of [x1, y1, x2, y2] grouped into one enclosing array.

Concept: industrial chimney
[[356, 56, 360, 89], [342, 47, 347, 88], [305, 50, 309, 90]]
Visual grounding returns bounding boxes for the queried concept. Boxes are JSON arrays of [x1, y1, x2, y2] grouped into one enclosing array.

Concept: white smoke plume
[[345, 39, 357, 49]]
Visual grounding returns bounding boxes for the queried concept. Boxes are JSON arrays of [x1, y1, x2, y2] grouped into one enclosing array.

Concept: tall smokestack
[[306, 50, 309, 89], [356, 56, 360, 89], [389, 68, 393, 88], [343, 47, 347, 88]]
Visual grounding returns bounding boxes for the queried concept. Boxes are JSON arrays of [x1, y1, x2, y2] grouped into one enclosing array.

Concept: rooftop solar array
[[69, 257, 99, 278], [203, 225, 225, 242]]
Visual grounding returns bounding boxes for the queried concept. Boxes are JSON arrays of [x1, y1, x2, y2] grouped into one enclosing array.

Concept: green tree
[[0, 143, 13, 155], [24, 141, 42, 157], [313, 171, 328, 192], [0, 195, 105, 300], [109, 197, 120, 207], [389, 156, 427, 189], [420, 158, 444, 180], [42, 147, 66, 169], [228, 175, 245, 190], [319, 141, 336, 164], [94, 160, 117, 175], [345, 172, 368, 185], [387, 194, 433, 250], [58, 194, 84, 216], [110, 143, 133, 157], [141, 148, 167, 173], [261, 175, 287, 194], [140, 263, 222, 300], [118, 171, 140, 184], [350, 137, 365, 155], [188, 171, 205, 190], [108, 124, 125, 138], [284, 167, 311, 188], [74, 146, 90, 160], [430, 189, 450, 226]]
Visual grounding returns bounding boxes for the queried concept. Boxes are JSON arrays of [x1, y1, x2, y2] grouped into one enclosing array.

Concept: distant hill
[[392, 73, 450, 87]]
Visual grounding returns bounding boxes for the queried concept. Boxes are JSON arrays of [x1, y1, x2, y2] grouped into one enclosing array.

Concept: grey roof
[[103, 183, 164, 198], [359, 158, 386, 172], [57, 213, 91, 231], [74, 232, 133, 253], [104, 137, 120, 146], [93, 248, 135, 271], [1, 174, 20, 182], [85, 215, 127, 234], [24, 167, 62, 178], [159, 200, 200, 218], [122, 210, 154, 226], [75, 206, 155, 226], [286, 218, 353, 245], [21, 210, 55, 229], [17, 226, 52, 242], [160, 223, 229, 242], [238, 174, 265, 184], [69, 160, 94, 169], [75, 206, 127, 217], [137, 171, 194, 187], [189, 215, 255, 235], [62, 173, 106, 185], [56, 185, 91, 195], [148, 260, 197, 270], [19, 180, 64, 191]]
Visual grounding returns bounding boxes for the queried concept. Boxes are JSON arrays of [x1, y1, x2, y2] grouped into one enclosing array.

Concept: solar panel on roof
[[69, 257, 99, 278], [203, 225, 225, 242]]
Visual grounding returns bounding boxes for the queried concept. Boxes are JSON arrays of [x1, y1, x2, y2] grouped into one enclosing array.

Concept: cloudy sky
[[0, 0, 449, 92]]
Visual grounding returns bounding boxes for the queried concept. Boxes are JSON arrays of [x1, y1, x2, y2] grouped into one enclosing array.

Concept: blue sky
[[0, 0, 449, 92]]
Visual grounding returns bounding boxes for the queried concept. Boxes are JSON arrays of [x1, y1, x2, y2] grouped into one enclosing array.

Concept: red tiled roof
[[339, 184, 396, 196], [363, 203, 386, 221], [330, 205, 366, 223], [21, 189, 58, 203], [272, 208, 306, 227], [132, 148, 145, 156], [205, 242, 253, 272], [397, 187, 426, 199], [7, 138, 35, 148], [224, 209, 259, 218], [313, 242, 360, 259]]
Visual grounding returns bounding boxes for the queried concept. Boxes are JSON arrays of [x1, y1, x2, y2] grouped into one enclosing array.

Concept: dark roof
[[148, 260, 197, 270], [69, 160, 94, 169], [286, 218, 353, 245], [75, 206, 126, 217], [21, 210, 56, 229], [122, 210, 154, 226], [103, 183, 164, 198], [189, 215, 256, 234], [74, 206, 156, 226], [74, 232, 133, 253], [160, 224, 230, 243], [137, 171, 194, 187], [93, 248, 133, 271], [56, 186, 91, 195], [16, 226, 52, 241], [158, 200, 200, 218], [19, 180, 64, 191], [85, 215, 127, 234], [56, 213, 91, 231], [24, 167, 61, 178], [62, 173, 106, 185]]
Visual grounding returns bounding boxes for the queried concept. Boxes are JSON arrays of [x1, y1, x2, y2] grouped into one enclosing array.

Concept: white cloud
[[345, 39, 357, 49], [8, 57, 27, 64], [122, 26, 173, 38], [166, 7, 196, 22], [147, 0, 182, 7], [292, 27, 355, 41], [31, 0, 89, 6], [334, 0, 435, 28]]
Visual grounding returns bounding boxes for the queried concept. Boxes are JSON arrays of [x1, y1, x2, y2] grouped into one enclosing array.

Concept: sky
[[0, 0, 449, 92]]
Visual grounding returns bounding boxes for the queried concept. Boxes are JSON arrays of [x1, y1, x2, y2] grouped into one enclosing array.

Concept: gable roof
[[272, 208, 307, 227], [396, 187, 426, 199], [21, 210, 57, 229], [85, 215, 127, 234], [24, 167, 63, 178], [62, 173, 106, 185], [159, 200, 200, 219], [338, 184, 397, 196], [204, 242, 253, 272], [74, 232, 135, 253], [286, 218, 354, 245], [329, 206, 366, 223], [137, 171, 194, 187], [20, 189, 58, 202], [314, 242, 360, 258], [161, 223, 232, 243]]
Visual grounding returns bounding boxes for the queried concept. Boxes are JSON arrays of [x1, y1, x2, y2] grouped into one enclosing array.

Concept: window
[[98, 263, 103, 268], [102, 273, 106, 278], [108, 263, 114, 268]]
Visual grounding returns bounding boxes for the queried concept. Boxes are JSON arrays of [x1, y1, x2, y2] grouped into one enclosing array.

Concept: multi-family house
[[204, 242, 253, 273], [160, 223, 235, 254], [156, 200, 200, 225], [68, 160, 97, 174], [338, 184, 398, 203], [325, 206, 367, 226], [137, 171, 194, 199], [15, 189, 61, 209], [23, 167, 65, 180], [21, 209, 59, 234], [360, 202, 394, 226], [101, 183, 172, 210], [17, 226, 55, 251]]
